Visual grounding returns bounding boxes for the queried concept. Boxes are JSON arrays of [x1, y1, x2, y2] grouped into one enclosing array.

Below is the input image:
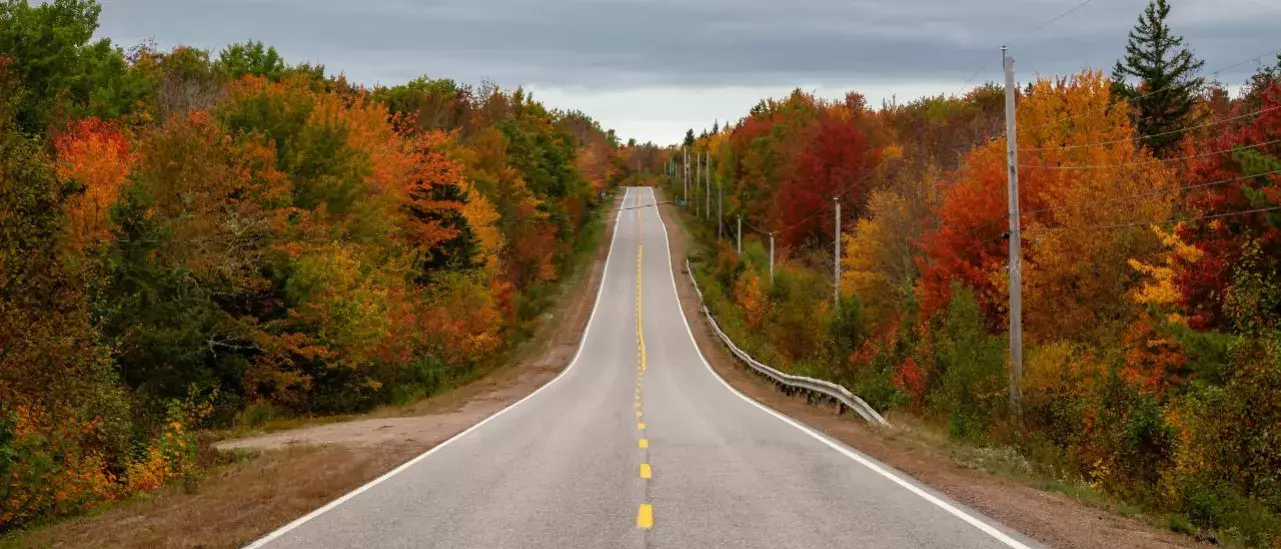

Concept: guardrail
[[684, 258, 890, 427]]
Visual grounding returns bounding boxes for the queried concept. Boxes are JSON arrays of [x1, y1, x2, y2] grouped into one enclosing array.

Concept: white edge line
[[644, 187, 1034, 549], [244, 187, 636, 549]]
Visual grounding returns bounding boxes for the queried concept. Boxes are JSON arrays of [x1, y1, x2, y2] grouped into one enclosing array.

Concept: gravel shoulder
[[654, 193, 1200, 549]]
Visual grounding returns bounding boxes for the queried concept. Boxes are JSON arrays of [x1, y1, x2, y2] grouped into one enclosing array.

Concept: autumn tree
[[774, 107, 876, 248], [0, 66, 130, 528], [53, 117, 134, 251], [1111, 0, 1205, 157], [103, 111, 295, 405], [841, 163, 942, 326], [1172, 81, 1281, 330], [920, 71, 1176, 343]]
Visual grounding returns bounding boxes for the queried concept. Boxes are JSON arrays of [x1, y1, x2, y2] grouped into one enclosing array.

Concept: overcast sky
[[95, 0, 1280, 145]]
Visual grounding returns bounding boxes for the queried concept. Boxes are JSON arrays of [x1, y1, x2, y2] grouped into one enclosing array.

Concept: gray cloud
[[94, 0, 1280, 142], [98, 0, 1278, 88]]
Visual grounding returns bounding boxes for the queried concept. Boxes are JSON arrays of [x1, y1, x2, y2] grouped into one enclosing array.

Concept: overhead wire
[[953, 0, 1098, 96], [1017, 105, 1281, 152], [1020, 169, 1281, 216], [1020, 138, 1281, 169], [1043, 205, 1281, 232]]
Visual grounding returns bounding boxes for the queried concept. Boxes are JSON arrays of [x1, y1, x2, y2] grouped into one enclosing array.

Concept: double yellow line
[[634, 193, 653, 530]]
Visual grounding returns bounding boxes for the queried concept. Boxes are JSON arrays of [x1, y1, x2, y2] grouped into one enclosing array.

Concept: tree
[[683, 128, 695, 148], [0, 0, 152, 134], [215, 41, 286, 81], [53, 117, 134, 251], [774, 109, 874, 248], [1172, 82, 1281, 330], [1110, 0, 1205, 157], [0, 75, 130, 528], [920, 71, 1176, 342]]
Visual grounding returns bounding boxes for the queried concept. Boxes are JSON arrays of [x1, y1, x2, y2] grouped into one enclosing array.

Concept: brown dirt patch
[[5, 193, 622, 549], [655, 192, 1200, 549]]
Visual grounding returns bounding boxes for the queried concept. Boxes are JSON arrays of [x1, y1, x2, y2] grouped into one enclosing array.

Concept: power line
[[1042, 205, 1281, 232], [1005, 0, 1098, 46], [1020, 138, 1281, 170], [1018, 105, 1281, 152], [605, 200, 673, 213], [956, 56, 997, 97], [952, 0, 1098, 97], [1017, 45, 1281, 137], [1021, 168, 1281, 216]]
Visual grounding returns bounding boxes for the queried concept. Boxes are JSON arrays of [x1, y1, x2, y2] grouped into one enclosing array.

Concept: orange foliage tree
[[53, 117, 135, 251]]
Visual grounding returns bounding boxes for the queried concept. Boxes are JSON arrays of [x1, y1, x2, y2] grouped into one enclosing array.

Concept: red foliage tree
[[1174, 81, 1281, 329], [773, 111, 874, 249]]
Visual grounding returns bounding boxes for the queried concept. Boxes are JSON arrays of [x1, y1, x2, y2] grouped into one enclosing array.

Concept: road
[[248, 187, 1041, 549]]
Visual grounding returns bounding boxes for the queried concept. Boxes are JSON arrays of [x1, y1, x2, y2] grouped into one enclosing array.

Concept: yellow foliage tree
[[1013, 70, 1177, 344]]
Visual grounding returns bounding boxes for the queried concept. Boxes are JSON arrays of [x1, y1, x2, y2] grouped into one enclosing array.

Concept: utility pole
[[683, 147, 688, 206], [1003, 46, 1024, 419], [696, 151, 707, 218], [736, 215, 742, 255], [718, 182, 723, 239], [705, 151, 711, 225], [833, 196, 841, 309], [768, 232, 774, 282]]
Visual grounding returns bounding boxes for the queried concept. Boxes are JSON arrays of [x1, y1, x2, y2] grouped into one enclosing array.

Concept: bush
[[390, 354, 447, 406], [1179, 480, 1281, 547], [1021, 341, 1091, 448], [235, 400, 279, 428], [827, 295, 866, 360], [927, 286, 1008, 442]]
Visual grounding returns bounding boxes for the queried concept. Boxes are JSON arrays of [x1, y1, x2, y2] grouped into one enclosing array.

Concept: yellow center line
[[633, 193, 653, 532], [636, 504, 653, 529]]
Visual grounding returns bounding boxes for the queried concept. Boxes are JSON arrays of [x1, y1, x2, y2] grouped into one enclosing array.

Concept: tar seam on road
[[242, 188, 636, 549], [644, 187, 1034, 549]]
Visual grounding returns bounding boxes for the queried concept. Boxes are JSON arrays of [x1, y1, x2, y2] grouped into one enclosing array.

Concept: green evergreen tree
[[683, 128, 695, 148], [1110, 0, 1205, 157]]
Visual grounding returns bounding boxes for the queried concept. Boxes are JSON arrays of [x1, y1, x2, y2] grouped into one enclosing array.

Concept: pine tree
[[683, 128, 695, 148], [1110, 0, 1205, 157]]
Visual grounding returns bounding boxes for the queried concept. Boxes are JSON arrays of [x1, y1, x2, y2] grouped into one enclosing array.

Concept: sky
[[93, 0, 1280, 145]]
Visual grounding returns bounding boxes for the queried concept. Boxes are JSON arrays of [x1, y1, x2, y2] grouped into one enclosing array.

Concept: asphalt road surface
[[249, 187, 1042, 549]]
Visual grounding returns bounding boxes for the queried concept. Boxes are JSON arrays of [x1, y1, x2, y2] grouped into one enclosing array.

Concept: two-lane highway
[[248, 187, 1041, 548]]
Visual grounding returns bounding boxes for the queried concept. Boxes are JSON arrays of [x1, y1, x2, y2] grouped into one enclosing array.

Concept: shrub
[[927, 285, 1008, 442]]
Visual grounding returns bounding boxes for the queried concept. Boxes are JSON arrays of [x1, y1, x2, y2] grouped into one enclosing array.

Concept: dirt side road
[[6, 194, 622, 549], [654, 196, 1199, 549]]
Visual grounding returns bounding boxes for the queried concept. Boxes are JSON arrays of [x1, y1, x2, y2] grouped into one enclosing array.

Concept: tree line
[[0, 0, 627, 530], [671, 0, 1281, 544]]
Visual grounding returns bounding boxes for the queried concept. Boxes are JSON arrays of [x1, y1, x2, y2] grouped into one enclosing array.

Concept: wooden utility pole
[[1003, 46, 1024, 419]]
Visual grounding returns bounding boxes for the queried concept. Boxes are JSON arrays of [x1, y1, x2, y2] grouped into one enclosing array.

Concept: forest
[[0, 0, 629, 530], [670, 1, 1281, 544]]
